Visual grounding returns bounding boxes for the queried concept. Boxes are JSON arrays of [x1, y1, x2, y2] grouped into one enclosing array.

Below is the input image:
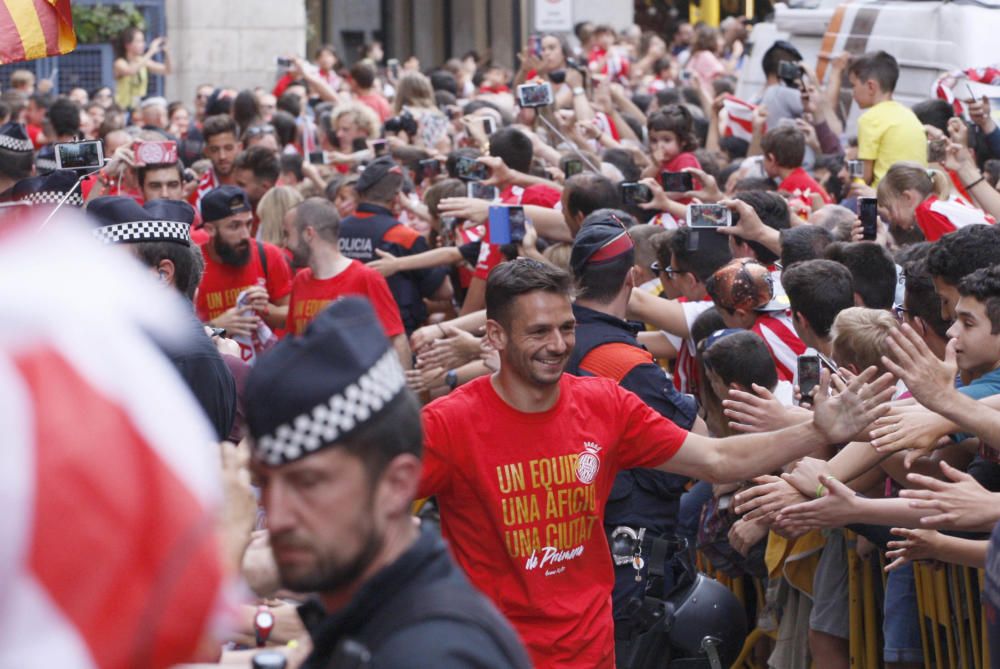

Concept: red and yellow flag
[[0, 0, 76, 65]]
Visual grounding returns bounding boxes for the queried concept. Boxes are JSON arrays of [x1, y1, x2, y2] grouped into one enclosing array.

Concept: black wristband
[[965, 176, 986, 190]]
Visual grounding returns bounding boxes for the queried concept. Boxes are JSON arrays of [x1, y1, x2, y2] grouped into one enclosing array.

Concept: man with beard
[[417, 258, 896, 668], [196, 185, 292, 336], [244, 297, 531, 669], [284, 197, 410, 366]]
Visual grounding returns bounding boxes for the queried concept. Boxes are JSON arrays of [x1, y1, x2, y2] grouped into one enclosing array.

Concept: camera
[[778, 60, 804, 87], [847, 159, 864, 180], [132, 140, 178, 167], [384, 110, 418, 136], [687, 204, 732, 228], [351, 137, 369, 153], [482, 117, 497, 136], [275, 56, 293, 69], [54, 140, 104, 171], [418, 158, 442, 181], [661, 171, 694, 193], [387, 58, 400, 79], [620, 182, 653, 206], [516, 82, 554, 108], [370, 139, 389, 157], [859, 197, 878, 241], [549, 69, 567, 85]]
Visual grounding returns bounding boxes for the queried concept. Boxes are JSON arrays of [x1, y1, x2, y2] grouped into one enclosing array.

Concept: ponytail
[[878, 161, 947, 202]]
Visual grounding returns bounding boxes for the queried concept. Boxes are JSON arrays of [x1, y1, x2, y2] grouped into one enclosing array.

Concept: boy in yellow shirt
[[848, 51, 927, 185]]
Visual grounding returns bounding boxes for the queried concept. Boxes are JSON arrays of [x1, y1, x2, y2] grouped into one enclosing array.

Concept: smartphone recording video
[[488, 205, 527, 244], [54, 140, 104, 171], [132, 140, 178, 167], [620, 182, 653, 206], [687, 204, 732, 228], [847, 159, 864, 180], [564, 158, 584, 178], [467, 181, 498, 200], [482, 117, 497, 136], [660, 171, 694, 193], [859, 197, 878, 241], [797, 354, 821, 400], [455, 155, 489, 182], [419, 158, 442, 181], [516, 82, 554, 108], [371, 139, 389, 157], [275, 56, 293, 69]]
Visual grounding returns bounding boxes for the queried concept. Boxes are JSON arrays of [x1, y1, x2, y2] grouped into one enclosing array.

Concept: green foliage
[[72, 2, 146, 45]]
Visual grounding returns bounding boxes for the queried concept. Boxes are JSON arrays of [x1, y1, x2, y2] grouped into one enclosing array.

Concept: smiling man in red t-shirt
[[196, 185, 292, 337], [284, 197, 411, 368], [418, 258, 895, 668]]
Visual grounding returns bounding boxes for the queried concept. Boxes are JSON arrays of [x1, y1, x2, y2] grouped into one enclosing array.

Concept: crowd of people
[[5, 14, 1000, 669]]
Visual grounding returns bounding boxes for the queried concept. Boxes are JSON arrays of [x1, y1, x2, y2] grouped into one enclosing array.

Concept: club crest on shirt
[[575, 441, 602, 484]]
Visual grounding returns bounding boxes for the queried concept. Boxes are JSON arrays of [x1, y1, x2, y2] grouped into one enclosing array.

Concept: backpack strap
[[330, 581, 528, 668], [256, 240, 268, 280]]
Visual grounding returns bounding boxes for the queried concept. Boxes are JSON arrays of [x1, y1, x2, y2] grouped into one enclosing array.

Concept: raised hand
[[733, 475, 808, 521], [869, 405, 953, 467], [899, 461, 1000, 531], [881, 324, 958, 413], [774, 474, 858, 534], [885, 527, 943, 572], [722, 383, 808, 433], [812, 366, 896, 445]]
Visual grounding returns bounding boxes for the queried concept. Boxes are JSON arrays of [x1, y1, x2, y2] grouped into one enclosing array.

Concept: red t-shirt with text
[[196, 240, 292, 322], [286, 261, 404, 337], [419, 374, 688, 668]]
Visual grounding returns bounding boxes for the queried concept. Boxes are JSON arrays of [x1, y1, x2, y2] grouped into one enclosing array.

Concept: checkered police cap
[[11, 170, 85, 208], [0, 122, 33, 153], [246, 297, 408, 466], [88, 196, 194, 245]]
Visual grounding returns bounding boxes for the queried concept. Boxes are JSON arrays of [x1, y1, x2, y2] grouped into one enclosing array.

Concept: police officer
[[337, 155, 452, 333], [564, 209, 703, 667], [244, 297, 531, 669]]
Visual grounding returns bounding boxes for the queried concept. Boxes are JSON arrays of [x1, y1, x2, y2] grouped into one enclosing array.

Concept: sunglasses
[[650, 260, 680, 278], [245, 124, 276, 137]]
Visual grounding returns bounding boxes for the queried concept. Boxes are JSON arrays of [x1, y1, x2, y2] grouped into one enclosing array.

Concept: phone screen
[[508, 206, 526, 243], [55, 141, 104, 170], [687, 204, 731, 228], [456, 156, 488, 181], [797, 355, 821, 399], [860, 197, 878, 240], [564, 159, 583, 177], [371, 140, 388, 157], [661, 171, 693, 192], [351, 137, 368, 152], [467, 182, 498, 200], [620, 182, 652, 206], [482, 117, 496, 136]]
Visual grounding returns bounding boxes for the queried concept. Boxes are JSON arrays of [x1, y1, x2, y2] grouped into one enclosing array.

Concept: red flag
[[0, 0, 76, 65]]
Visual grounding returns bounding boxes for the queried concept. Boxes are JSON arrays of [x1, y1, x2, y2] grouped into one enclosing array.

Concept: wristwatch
[[254, 605, 275, 647], [572, 86, 586, 97], [445, 369, 459, 390]]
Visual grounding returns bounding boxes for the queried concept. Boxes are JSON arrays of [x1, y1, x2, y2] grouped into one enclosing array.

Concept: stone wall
[[164, 0, 307, 107]]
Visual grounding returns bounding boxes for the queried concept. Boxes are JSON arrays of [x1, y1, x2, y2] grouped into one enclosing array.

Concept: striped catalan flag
[[0, 0, 76, 65]]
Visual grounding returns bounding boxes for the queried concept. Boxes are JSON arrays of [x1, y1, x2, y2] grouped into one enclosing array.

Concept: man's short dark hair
[[564, 173, 621, 219], [202, 114, 238, 142], [762, 45, 799, 78], [338, 392, 424, 479], [349, 61, 377, 89], [824, 241, 897, 310], [137, 161, 184, 187], [489, 128, 533, 174], [926, 224, 1000, 286], [733, 191, 790, 265], [429, 69, 459, 96], [912, 99, 954, 134], [761, 125, 805, 169], [280, 152, 304, 182], [276, 91, 302, 118], [848, 51, 900, 94], [486, 258, 572, 328], [601, 147, 641, 182], [703, 331, 778, 392], [234, 145, 280, 183], [781, 259, 854, 338], [732, 176, 777, 193], [48, 97, 80, 138], [667, 228, 733, 283], [780, 225, 833, 269], [134, 241, 204, 301], [958, 265, 1000, 334], [295, 196, 341, 243], [901, 249, 951, 339]]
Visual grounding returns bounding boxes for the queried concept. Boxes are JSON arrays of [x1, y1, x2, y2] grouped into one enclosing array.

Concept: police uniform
[[243, 298, 531, 669], [337, 157, 448, 334], [89, 196, 237, 440], [565, 215, 698, 659]]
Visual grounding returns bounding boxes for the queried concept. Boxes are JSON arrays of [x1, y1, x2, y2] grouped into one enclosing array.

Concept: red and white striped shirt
[[752, 312, 806, 382]]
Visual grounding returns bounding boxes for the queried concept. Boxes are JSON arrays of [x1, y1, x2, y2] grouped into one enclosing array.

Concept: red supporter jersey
[[752, 312, 806, 382], [914, 195, 993, 242], [778, 167, 833, 205], [418, 374, 688, 668], [196, 240, 292, 322], [286, 261, 404, 337], [189, 168, 220, 211]]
